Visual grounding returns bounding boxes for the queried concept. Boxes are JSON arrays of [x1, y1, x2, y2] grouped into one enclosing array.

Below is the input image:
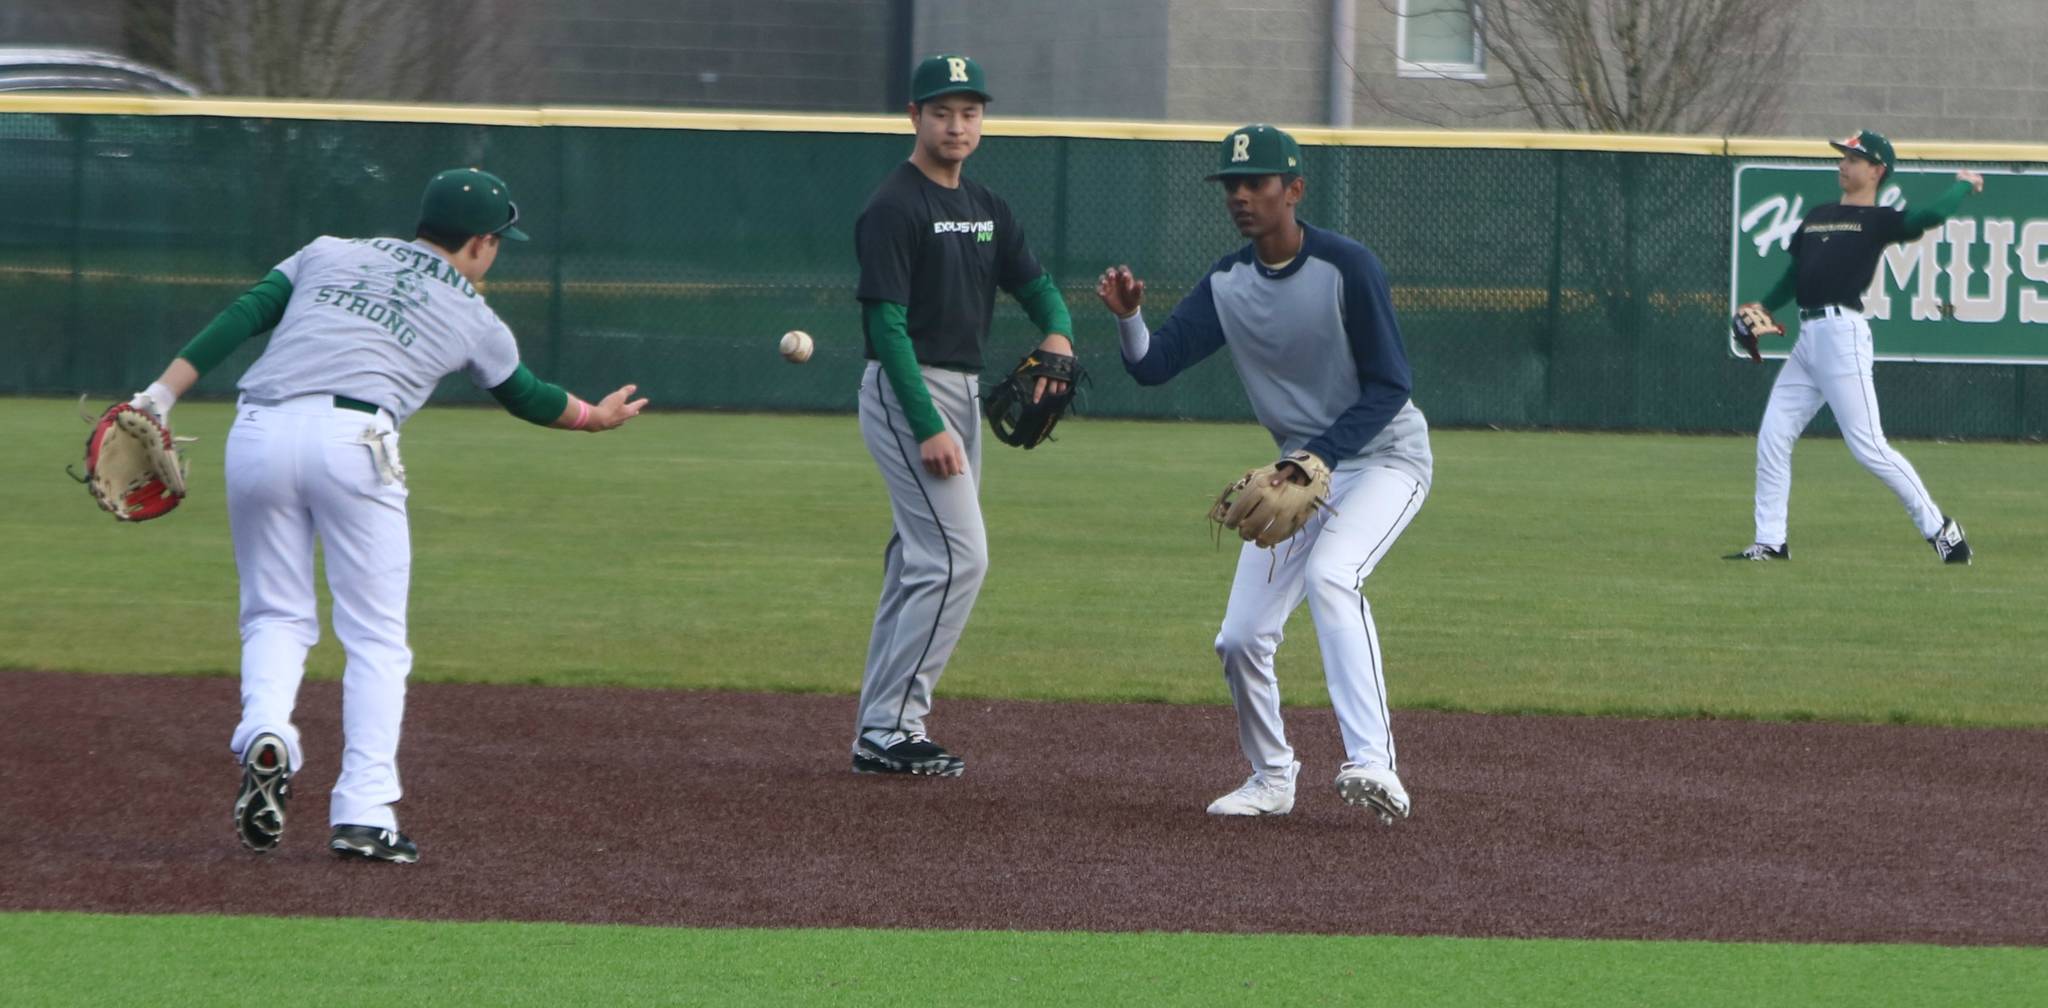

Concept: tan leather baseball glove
[[1731, 302, 1782, 363], [1211, 450, 1334, 549]]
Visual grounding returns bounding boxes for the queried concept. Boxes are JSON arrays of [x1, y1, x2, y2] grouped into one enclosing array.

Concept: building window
[[1397, 0, 1484, 79]]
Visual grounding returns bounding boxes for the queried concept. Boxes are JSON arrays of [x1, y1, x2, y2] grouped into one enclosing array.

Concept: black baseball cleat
[[330, 825, 420, 864], [1725, 542, 1788, 561], [852, 735, 966, 777], [233, 733, 292, 852], [1930, 516, 1972, 565]]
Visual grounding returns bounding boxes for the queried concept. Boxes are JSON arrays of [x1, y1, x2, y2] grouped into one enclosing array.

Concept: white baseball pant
[[1214, 465, 1428, 780], [224, 394, 412, 831], [1753, 309, 1944, 547]]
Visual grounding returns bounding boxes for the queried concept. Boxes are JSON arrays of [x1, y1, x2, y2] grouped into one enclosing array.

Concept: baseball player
[[1095, 125, 1432, 823], [849, 54, 1074, 777], [129, 168, 647, 862], [1730, 130, 1981, 564]]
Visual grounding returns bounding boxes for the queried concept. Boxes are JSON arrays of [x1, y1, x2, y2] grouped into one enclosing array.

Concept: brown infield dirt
[[2, 669, 2043, 946]]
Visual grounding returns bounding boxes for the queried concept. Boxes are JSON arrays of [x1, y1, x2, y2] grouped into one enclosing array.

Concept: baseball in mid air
[[779, 330, 814, 364]]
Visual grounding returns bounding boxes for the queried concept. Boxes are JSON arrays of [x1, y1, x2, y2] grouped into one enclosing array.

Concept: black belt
[[1797, 305, 1857, 321], [334, 395, 381, 414]]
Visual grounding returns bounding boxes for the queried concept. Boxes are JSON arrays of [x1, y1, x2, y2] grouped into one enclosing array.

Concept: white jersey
[[237, 236, 521, 424]]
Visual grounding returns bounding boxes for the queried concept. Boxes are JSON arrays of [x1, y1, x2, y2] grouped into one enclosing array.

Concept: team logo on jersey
[[934, 219, 996, 243], [374, 266, 433, 312]]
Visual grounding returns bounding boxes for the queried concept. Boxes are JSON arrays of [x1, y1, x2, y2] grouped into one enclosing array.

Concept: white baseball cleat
[[1335, 764, 1411, 826], [1206, 761, 1298, 816]]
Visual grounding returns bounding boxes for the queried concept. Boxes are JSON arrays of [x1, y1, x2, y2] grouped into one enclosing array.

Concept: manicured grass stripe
[[5, 912, 2044, 1007]]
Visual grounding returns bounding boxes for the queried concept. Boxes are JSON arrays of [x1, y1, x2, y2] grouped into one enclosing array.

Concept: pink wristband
[[571, 399, 591, 430]]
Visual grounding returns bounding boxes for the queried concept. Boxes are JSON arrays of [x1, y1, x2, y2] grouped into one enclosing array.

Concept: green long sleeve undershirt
[[1010, 272, 1073, 342], [1756, 179, 1975, 312], [487, 363, 572, 426], [177, 270, 293, 372], [864, 271, 1075, 443], [862, 299, 944, 441]]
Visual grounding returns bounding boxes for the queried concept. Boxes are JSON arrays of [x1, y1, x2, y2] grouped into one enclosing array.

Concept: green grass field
[[8, 399, 2045, 1002], [7, 913, 2045, 1008], [8, 399, 2045, 724]]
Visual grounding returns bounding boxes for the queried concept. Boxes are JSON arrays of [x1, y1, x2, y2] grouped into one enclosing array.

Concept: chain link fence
[[2, 109, 2039, 438]]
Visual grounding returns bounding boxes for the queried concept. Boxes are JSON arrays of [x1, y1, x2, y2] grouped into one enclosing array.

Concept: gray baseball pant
[[854, 360, 987, 752]]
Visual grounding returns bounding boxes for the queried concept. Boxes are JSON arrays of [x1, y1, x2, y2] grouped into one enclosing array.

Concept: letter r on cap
[[1231, 134, 1251, 162], [948, 58, 968, 82]]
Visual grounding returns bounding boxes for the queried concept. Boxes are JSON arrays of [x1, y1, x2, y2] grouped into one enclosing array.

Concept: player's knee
[[1214, 625, 1276, 664], [953, 543, 989, 591], [1757, 416, 1800, 445], [243, 613, 320, 648], [1306, 555, 1367, 595]]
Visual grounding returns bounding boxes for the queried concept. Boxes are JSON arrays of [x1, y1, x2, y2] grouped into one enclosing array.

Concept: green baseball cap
[[1829, 129, 1896, 177], [910, 53, 991, 104], [1207, 124, 1302, 180], [418, 167, 528, 242]]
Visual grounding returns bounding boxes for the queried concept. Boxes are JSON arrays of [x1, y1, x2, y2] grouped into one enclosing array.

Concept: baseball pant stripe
[[1842, 333, 1941, 535], [1216, 466, 1427, 777], [1753, 315, 1943, 544], [874, 373, 954, 735], [1358, 593, 1389, 770], [1346, 477, 1424, 772], [855, 364, 988, 748], [1311, 468, 1424, 772]]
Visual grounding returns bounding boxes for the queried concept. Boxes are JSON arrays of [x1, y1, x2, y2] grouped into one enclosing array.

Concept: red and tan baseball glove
[[70, 397, 192, 521]]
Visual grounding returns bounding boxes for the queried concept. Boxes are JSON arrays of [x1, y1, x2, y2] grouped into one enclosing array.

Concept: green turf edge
[[5, 912, 2043, 1008], [7, 663, 2029, 732]]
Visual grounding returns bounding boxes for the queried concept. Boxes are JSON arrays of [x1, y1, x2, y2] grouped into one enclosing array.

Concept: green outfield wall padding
[[2, 111, 2038, 438]]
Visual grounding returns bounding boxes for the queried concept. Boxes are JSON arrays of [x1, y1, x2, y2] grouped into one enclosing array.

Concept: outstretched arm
[[1900, 172, 1982, 238], [135, 270, 294, 419], [488, 363, 644, 431], [550, 383, 645, 431]]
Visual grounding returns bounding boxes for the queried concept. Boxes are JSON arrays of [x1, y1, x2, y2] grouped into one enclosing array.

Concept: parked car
[[0, 46, 200, 95]]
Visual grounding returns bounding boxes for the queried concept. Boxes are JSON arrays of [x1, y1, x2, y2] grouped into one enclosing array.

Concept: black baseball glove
[[983, 346, 1085, 449]]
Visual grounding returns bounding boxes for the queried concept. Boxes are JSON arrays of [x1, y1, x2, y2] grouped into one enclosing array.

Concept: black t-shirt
[[854, 162, 1043, 372], [1789, 202, 1909, 311]]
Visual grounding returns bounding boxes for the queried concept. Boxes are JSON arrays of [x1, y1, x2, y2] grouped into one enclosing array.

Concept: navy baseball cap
[[1207, 124, 1302, 180], [910, 54, 991, 103], [418, 167, 528, 242]]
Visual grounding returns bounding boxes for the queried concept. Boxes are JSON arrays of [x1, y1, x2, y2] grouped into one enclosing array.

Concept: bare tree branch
[[1354, 0, 1802, 135], [115, 0, 530, 103]]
